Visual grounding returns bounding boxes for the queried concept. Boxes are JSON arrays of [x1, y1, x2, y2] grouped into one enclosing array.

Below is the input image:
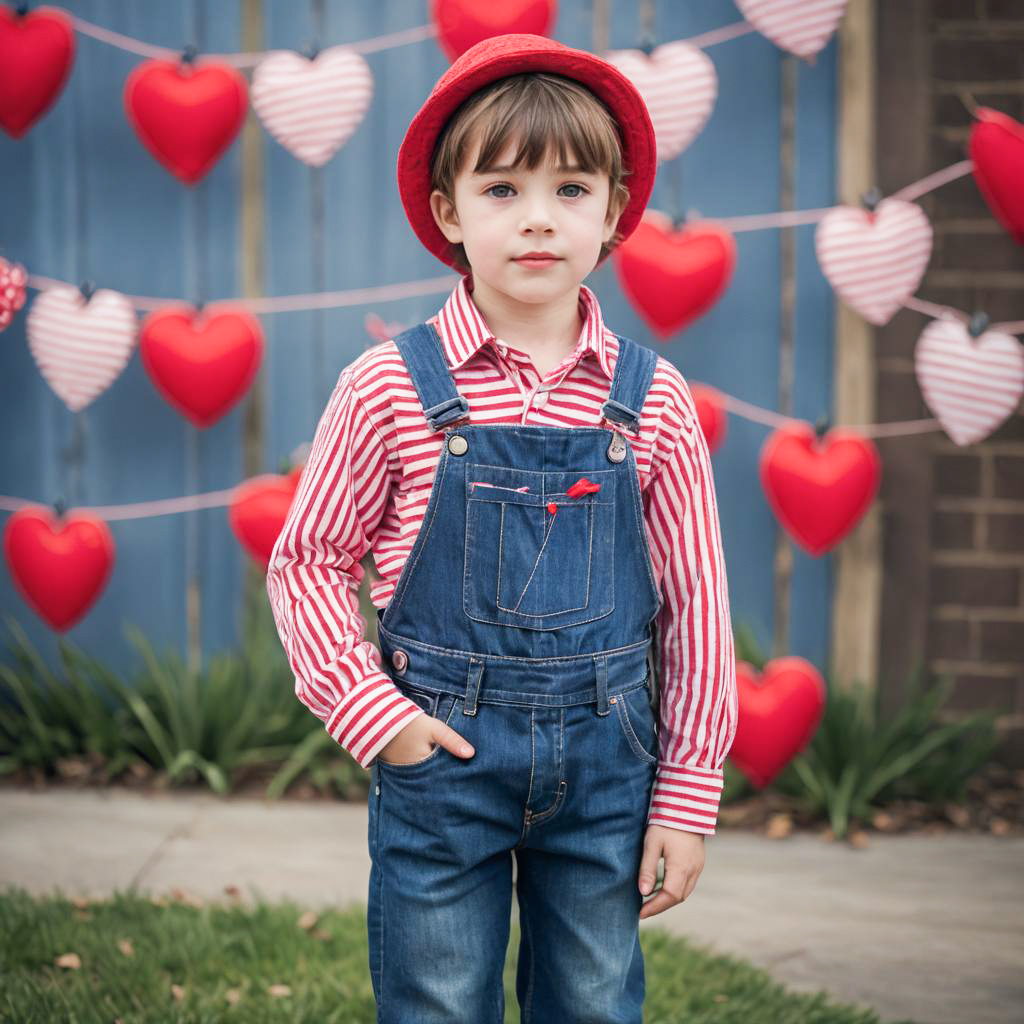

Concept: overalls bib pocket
[[463, 462, 616, 629]]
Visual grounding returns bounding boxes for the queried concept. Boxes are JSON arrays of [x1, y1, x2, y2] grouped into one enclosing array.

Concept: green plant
[[778, 664, 999, 837], [0, 615, 138, 781], [720, 625, 1000, 837], [0, 585, 366, 798]]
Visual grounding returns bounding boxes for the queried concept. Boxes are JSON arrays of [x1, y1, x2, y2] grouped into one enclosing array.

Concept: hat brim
[[397, 36, 657, 273]]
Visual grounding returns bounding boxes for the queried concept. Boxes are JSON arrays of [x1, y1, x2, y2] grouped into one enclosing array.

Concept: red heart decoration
[[228, 469, 303, 566], [969, 107, 1024, 246], [0, 5, 74, 139], [123, 58, 248, 184], [729, 657, 826, 788], [614, 210, 736, 339], [430, 0, 556, 62], [759, 423, 881, 556], [139, 305, 264, 428], [689, 382, 728, 453], [3, 506, 115, 631]]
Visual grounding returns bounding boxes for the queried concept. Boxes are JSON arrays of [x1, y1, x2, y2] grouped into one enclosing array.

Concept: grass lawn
[[0, 886, 909, 1023]]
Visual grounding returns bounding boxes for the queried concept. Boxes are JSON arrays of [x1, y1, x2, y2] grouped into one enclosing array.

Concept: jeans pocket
[[614, 682, 659, 764], [376, 693, 459, 771]]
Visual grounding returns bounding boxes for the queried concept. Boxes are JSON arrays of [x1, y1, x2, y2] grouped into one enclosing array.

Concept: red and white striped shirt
[[266, 277, 738, 835]]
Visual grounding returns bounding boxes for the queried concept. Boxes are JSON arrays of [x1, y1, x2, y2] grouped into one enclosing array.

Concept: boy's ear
[[430, 189, 463, 244]]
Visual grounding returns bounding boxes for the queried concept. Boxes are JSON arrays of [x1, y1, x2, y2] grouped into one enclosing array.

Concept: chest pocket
[[463, 462, 616, 629]]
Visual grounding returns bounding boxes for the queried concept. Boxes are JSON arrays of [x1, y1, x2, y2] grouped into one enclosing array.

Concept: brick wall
[[875, 0, 1024, 762]]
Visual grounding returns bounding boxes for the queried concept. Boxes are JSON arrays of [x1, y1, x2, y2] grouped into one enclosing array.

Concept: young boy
[[267, 33, 737, 1023]]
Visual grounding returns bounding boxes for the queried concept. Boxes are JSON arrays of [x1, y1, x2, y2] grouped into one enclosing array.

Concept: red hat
[[396, 33, 657, 274]]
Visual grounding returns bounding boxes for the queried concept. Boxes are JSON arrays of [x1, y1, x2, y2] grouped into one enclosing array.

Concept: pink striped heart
[[26, 286, 137, 411], [915, 319, 1024, 446], [815, 198, 933, 326], [605, 40, 717, 163], [736, 0, 848, 60], [251, 45, 373, 167]]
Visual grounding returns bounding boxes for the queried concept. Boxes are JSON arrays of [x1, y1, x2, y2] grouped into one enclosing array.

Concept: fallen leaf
[[55, 953, 81, 969], [225, 987, 242, 1006], [268, 984, 292, 998], [171, 983, 185, 1002], [297, 911, 318, 931], [849, 830, 871, 849], [764, 813, 792, 839], [117, 939, 135, 957], [991, 817, 1011, 836]]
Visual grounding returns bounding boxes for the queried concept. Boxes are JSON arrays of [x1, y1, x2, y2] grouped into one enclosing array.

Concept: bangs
[[465, 74, 624, 180]]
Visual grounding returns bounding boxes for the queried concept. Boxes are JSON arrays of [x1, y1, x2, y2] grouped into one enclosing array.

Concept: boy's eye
[[484, 183, 590, 199]]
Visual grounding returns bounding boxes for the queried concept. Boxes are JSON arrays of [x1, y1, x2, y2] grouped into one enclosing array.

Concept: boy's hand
[[377, 713, 474, 766], [637, 825, 705, 920]]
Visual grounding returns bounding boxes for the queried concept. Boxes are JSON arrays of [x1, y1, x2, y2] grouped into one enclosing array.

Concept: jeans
[[367, 668, 658, 1023]]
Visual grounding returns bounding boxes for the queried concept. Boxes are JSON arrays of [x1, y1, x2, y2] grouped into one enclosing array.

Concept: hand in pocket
[[377, 711, 475, 765]]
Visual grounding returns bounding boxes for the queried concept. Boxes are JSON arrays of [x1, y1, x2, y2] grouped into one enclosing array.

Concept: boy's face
[[429, 133, 622, 303]]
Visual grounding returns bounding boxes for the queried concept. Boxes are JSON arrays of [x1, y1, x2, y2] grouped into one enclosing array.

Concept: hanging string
[[64, 13, 758, 67], [68, 15, 440, 65]]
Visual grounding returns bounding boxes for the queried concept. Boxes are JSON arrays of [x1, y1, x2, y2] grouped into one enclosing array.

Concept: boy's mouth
[[513, 253, 562, 267]]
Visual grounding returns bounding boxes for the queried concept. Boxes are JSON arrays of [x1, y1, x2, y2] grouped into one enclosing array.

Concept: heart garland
[[124, 58, 248, 184], [0, 5, 74, 139], [734, 0, 849, 61], [604, 39, 717, 163], [228, 469, 303, 566], [3, 506, 116, 632], [759, 423, 881, 556], [968, 107, 1024, 246], [815, 198, 933, 326], [914, 318, 1024, 446], [729, 656, 826, 788], [251, 46, 374, 167], [430, 0, 557, 63], [613, 210, 736, 339], [26, 285, 139, 412], [138, 305, 264, 428]]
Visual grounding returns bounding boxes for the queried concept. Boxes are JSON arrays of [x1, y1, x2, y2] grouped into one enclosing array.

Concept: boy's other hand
[[377, 713, 475, 766], [637, 825, 705, 920]]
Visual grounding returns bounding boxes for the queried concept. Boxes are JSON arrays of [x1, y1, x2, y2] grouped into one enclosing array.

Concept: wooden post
[[831, 0, 882, 692]]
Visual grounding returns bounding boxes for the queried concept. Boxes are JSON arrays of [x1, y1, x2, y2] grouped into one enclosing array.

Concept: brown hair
[[429, 72, 633, 274]]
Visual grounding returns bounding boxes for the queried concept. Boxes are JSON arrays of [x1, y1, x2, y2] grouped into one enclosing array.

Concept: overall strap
[[600, 335, 659, 432], [392, 322, 470, 431]]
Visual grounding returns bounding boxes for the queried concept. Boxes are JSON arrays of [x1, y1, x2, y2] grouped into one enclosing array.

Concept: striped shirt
[[266, 277, 738, 835]]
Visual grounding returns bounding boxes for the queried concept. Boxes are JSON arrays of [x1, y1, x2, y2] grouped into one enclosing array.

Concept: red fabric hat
[[396, 33, 657, 274]]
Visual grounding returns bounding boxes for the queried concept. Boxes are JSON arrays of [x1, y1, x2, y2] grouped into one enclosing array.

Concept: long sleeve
[[642, 365, 738, 835], [266, 367, 428, 770]]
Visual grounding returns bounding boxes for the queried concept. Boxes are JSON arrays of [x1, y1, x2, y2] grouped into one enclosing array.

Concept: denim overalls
[[368, 320, 664, 1023]]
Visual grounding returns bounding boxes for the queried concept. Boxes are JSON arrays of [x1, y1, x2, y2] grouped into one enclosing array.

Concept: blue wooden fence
[[0, 0, 837, 680]]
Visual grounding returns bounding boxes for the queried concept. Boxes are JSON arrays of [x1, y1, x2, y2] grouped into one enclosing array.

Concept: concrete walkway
[[1, 787, 1021, 1024]]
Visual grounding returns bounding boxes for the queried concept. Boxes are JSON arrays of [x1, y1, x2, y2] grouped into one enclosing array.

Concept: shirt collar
[[429, 275, 614, 381]]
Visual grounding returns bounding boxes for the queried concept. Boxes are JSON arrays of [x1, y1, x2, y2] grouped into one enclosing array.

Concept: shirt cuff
[[646, 764, 726, 835], [325, 674, 426, 769]]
